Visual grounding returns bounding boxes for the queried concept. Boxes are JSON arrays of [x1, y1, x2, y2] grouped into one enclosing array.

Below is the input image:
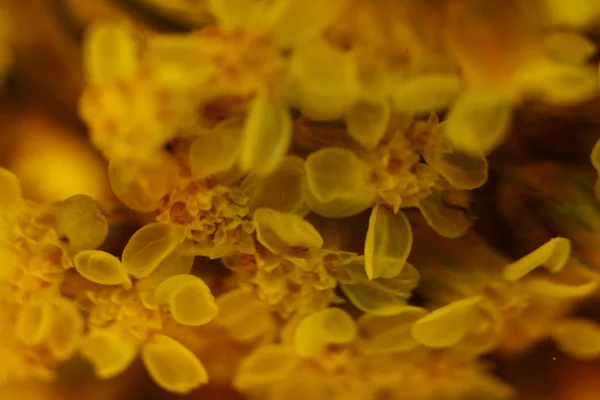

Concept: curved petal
[[122, 223, 185, 279], [365, 206, 412, 280], [17, 302, 54, 346], [551, 318, 600, 360], [445, 89, 513, 155], [141, 334, 208, 394], [544, 32, 596, 64], [234, 345, 300, 390], [502, 237, 571, 281], [53, 194, 108, 252], [344, 98, 390, 150], [239, 96, 292, 176], [48, 299, 84, 359], [155, 274, 217, 326], [302, 180, 374, 218], [417, 189, 472, 238], [253, 208, 323, 253], [189, 119, 243, 179], [81, 328, 138, 379], [525, 276, 599, 298], [411, 297, 482, 348], [248, 156, 306, 213], [215, 289, 274, 342], [391, 73, 462, 113], [294, 308, 357, 356], [74, 250, 131, 288]]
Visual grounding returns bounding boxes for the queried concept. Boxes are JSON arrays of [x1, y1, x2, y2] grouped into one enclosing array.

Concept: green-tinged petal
[[206, 0, 257, 28], [83, 22, 138, 85], [305, 147, 369, 203], [155, 275, 217, 326], [239, 96, 292, 176], [122, 223, 185, 279], [289, 40, 360, 120], [81, 328, 138, 379], [445, 89, 513, 155], [417, 189, 472, 238], [365, 206, 412, 280], [344, 98, 390, 150], [254, 208, 323, 253], [341, 261, 420, 316], [74, 250, 131, 288], [357, 306, 427, 354], [189, 119, 243, 179], [248, 156, 305, 213], [392, 74, 462, 113], [544, 32, 596, 64], [503, 237, 571, 281], [53, 194, 108, 251], [48, 299, 84, 359], [234, 345, 300, 390], [294, 308, 357, 356], [17, 302, 54, 346], [425, 126, 488, 190], [141, 334, 208, 394], [551, 318, 600, 360], [0, 167, 23, 214], [411, 297, 482, 348]]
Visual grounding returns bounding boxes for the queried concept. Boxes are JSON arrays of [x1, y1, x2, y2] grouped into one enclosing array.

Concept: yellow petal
[[83, 22, 138, 85], [17, 302, 54, 346], [48, 299, 83, 359], [503, 237, 571, 281], [545, 0, 600, 27], [365, 206, 412, 280], [234, 345, 300, 389], [81, 328, 138, 379], [544, 32, 596, 64], [136, 252, 196, 294], [74, 250, 131, 288], [270, 0, 344, 48], [122, 223, 185, 279], [289, 40, 359, 120], [417, 189, 472, 238], [411, 297, 482, 348], [305, 147, 369, 203], [215, 290, 273, 342], [445, 89, 513, 155], [155, 274, 217, 326], [141, 334, 208, 394], [525, 276, 599, 298], [344, 98, 390, 150], [53, 194, 108, 252], [294, 308, 357, 356], [253, 208, 323, 253], [239, 96, 292, 176], [357, 306, 427, 354], [0, 167, 23, 214], [189, 119, 243, 179], [392, 74, 462, 113], [302, 180, 374, 218], [341, 261, 419, 316], [248, 156, 306, 213], [206, 0, 257, 28], [551, 318, 600, 360]]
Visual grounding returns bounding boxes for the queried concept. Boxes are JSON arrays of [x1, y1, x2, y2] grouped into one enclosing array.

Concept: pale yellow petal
[[445, 89, 513, 155], [365, 206, 412, 280], [215, 290, 273, 342], [544, 32, 596, 64], [141, 334, 208, 394], [344, 98, 390, 149], [155, 274, 217, 326], [48, 299, 83, 359], [525, 276, 599, 298], [545, 0, 600, 27], [122, 223, 185, 279], [189, 119, 243, 179], [81, 328, 138, 379], [17, 302, 54, 346], [357, 306, 427, 354], [53, 194, 108, 252], [74, 250, 131, 288], [411, 297, 482, 348], [0, 167, 23, 214], [302, 180, 374, 218], [253, 208, 323, 253], [248, 156, 305, 213], [136, 252, 196, 294], [294, 308, 357, 356], [83, 22, 138, 85], [392, 74, 462, 113], [206, 0, 257, 28], [503, 237, 571, 281], [551, 318, 600, 360], [417, 189, 472, 238], [239, 96, 292, 176], [234, 345, 300, 389]]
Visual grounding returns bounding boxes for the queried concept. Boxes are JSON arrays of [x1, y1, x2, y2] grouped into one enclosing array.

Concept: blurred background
[[3, 1, 600, 399]]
